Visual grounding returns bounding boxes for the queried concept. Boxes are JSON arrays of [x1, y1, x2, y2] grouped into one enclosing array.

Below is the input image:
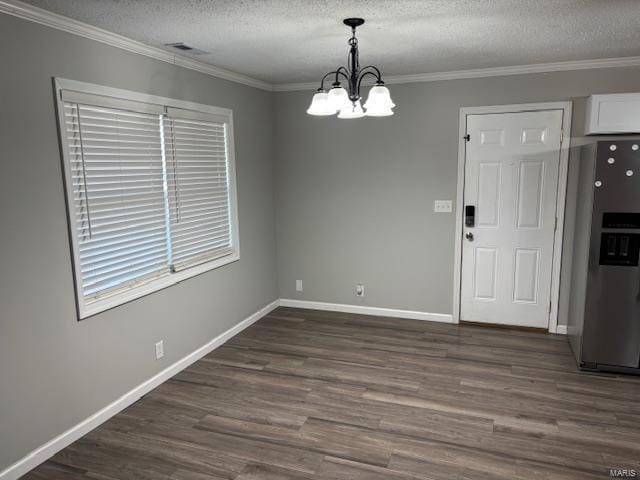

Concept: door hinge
[[549, 301, 552, 314], [463, 134, 470, 142], [560, 128, 564, 144], [554, 216, 558, 231]]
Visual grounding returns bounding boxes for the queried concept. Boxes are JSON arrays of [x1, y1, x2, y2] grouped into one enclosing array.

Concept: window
[[55, 79, 239, 319]]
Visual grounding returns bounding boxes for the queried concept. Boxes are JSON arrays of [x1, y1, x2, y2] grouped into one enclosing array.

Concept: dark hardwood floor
[[23, 307, 640, 479]]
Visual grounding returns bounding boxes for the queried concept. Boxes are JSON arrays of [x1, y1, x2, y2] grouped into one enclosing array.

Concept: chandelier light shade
[[337, 99, 365, 119], [307, 18, 395, 119], [363, 85, 395, 116], [327, 86, 351, 111], [306, 91, 337, 116]]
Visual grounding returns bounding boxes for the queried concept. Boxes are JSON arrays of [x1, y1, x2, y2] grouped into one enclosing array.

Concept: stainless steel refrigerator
[[567, 139, 640, 373]]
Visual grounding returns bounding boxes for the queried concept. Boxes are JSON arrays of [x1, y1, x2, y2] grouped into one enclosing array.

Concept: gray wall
[[0, 14, 277, 471], [274, 67, 640, 317]]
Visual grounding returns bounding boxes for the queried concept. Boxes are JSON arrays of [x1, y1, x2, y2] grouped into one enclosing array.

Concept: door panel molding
[[474, 247, 498, 300], [477, 162, 502, 228], [513, 247, 541, 304], [516, 160, 545, 229], [452, 102, 572, 333]]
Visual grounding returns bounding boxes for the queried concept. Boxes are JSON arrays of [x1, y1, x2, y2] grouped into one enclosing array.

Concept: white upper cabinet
[[585, 93, 640, 135]]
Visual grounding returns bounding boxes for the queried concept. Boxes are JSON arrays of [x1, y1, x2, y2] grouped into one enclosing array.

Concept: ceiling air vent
[[164, 43, 208, 55]]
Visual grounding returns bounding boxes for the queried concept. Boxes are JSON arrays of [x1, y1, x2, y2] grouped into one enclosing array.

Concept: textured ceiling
[[20, 0, 640, 85]]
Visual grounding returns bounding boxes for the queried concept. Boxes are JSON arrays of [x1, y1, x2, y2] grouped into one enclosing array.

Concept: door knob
[[465, 232, 474, 241]]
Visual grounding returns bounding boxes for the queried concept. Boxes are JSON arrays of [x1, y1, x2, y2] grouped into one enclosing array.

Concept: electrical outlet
[[434, 200, 453, 213], [295, 279, 303, 292], [355, 283, 365, 297], [155, 340, 164, 360]]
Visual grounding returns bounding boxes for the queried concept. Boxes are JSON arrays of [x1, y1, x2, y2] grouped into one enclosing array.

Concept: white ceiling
[[20, 0, 640, 86]]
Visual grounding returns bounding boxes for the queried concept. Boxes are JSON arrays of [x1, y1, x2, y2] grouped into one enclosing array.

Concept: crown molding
[[273, 55, 640, 92], [0, 0, 273, 91], [3, 0, 640, 94]]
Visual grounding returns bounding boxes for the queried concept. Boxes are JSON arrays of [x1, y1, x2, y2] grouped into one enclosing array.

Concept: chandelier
[[307, 18, 395, 118]]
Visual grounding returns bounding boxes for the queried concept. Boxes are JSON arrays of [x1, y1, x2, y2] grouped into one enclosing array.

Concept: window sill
[[78, 250, 240, 320]]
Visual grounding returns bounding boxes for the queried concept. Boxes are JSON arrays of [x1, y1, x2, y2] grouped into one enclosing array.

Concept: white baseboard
[[0, 299, 280, 480], [279, 298, 454, 323], [555, 325, 568, 335]]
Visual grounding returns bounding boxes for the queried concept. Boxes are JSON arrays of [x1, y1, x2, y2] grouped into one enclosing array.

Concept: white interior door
[[460, 110, 563, 328]]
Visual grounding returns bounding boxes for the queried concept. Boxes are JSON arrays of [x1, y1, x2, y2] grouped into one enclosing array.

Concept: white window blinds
[[64, 100, 169, 299], [57, 81, 239, 319], [163, 109, 234, 271]]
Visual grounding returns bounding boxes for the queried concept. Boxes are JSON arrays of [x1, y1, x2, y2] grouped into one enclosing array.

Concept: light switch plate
[[434, 200, 453, 213]]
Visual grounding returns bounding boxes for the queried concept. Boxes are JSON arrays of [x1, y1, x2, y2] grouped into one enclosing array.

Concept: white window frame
[[54, 78, 240, 319]]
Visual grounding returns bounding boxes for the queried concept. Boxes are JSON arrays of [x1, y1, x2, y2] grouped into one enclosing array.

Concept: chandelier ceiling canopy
[[307, 18, 395, 119]]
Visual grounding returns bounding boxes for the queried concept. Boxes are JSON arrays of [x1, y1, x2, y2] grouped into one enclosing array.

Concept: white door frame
[[452, 102, 573, 333]]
